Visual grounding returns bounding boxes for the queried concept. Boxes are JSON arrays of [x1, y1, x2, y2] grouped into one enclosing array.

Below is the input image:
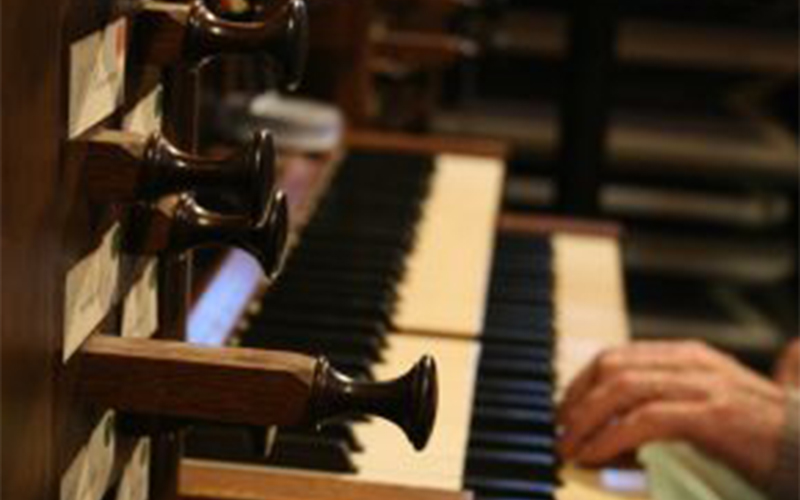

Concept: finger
[[572, 400, 700, 466], [622, 341, 723, 372], [559, 372, 706, 459], [559, 344, 648, 419], [558, 342, 700, 421], [774, 340, 800, 388], [559, 355, 603, 421], [616, 340, 728, 372]]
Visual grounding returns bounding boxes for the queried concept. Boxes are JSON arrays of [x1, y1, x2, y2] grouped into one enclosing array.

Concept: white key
[[552, 234, 630, 399], [393, 155, 504, 338]]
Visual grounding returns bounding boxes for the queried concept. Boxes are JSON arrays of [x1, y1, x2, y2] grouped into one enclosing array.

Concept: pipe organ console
[[2, 2, 440, 500], [3, 0, 637, 498]]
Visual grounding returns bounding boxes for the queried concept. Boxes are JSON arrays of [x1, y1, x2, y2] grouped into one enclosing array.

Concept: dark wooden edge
[[179, 460, 474, 500], [499, 212, 623, 239], [345, 129, 509, 159]]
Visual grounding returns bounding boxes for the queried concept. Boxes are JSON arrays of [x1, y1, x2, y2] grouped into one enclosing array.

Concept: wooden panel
[[1, 0, 64, 496], [179, 460, 474, 500], [2, 0, 200, 498], [2, 1, 138, 498]]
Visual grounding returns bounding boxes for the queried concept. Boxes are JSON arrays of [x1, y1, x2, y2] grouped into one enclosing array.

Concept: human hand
[[558, 341, 788, 488], [773, 338, 800, 388]]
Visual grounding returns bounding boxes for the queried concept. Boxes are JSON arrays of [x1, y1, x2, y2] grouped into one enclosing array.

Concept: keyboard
[[183, 148, 636, 500]]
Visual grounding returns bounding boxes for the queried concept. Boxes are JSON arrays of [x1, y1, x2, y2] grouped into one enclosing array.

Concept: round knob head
[[165, 192, 289, 282], [280, 0, 308, 91], [251, 190, 289, 281], [184, 0, 308, 89], [400, 355, 438, 451], [311, 355, 439, 451], [245, 129, 277, 221], [141, 130, 277, 222]]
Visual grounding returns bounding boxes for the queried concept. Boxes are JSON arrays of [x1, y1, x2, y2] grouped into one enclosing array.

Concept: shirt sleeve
[[768, 390, 799, 500]]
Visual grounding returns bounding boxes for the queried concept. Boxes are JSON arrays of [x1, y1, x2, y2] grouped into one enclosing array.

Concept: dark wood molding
[[179, 461, 474, 500], [346, 129, 509, 159], [499, 212, 623, 239]]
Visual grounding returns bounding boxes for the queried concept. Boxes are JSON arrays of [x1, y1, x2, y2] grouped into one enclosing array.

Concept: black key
[[473, 391, 553, 412], [464, 476, 556, 500], [469, 430, 555, 452], [466, 448, 557, 479], [471, 406, 555, 434], [478, 358, 552, 382], [477, 377, 553, 398], [266, 433, 356, 473], [260, 295, 393, 326], [254, 310, 386, 337], [481, 344, 552, 364]]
